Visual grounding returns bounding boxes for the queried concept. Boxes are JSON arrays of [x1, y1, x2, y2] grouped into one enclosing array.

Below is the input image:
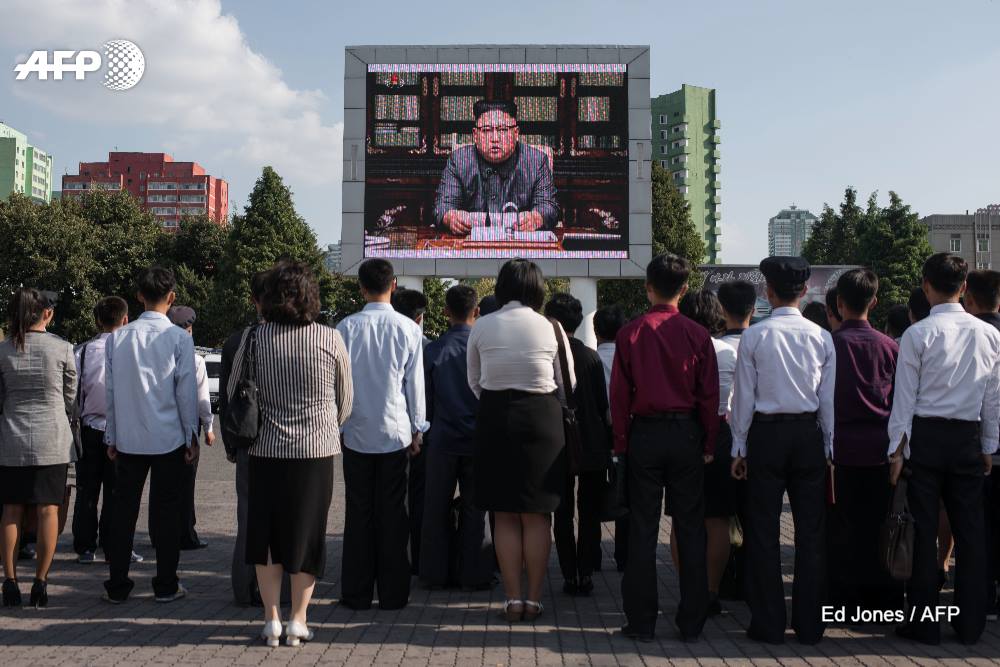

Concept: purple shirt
[[832, 319, 899, 466]]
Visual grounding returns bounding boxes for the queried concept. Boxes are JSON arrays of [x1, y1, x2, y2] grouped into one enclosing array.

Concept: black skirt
[[246, 455, 334, 577], [474, 389, 566, 513], [0, 464, 68, 505], [663, 420, 737, 519]]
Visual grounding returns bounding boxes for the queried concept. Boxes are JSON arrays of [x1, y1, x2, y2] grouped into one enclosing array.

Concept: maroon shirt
[[610, 304, 720, 454], [832, 319, 899, 466]]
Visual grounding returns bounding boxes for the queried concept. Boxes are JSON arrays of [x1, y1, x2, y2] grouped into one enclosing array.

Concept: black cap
[[167, 305, 196, 328], [759, 256, 811, 285]]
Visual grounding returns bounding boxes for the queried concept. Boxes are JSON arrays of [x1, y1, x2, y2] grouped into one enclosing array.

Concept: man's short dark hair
[[646, 253, 690, 300], [495, 259, 545, 310], [544, 293, 583, 334], [965, 270, 1000, 311], [679, 290, 724, 336], [825, 287, 842, 323], [802, 301, 831, 331], [770, 280, 805, 302], [717, 281, 756, 319], [358, 258, 395, 295], [922, 252, 968, 296], [885, 304, 910, 338], [836, 269, 879, 315], [594, 304, 626, 341], [391, 288, 428, 322], [94, 296, 128, 328], [259, 261, 321, 325], [478, 294, 499, 317], [473, 99, 517, 123], [908, 287, 931, 322], [445, 285, 478, 320], [136, 266, 176, 304]]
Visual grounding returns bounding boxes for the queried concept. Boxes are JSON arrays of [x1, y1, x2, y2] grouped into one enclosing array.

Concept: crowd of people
[[0, 250, 998, 650]]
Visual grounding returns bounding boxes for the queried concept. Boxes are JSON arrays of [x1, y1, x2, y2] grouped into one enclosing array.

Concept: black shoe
[[577, 576, 594, 596], [17, 544, 35, 561], [2, 578, 21, 607], [707, 596, 723, 617], [180, 538, 209, 551], [28, 578, 47, 608], [895, 623, 940, 646], [563, 578, 579, 596], [619, 625, 655, 643]]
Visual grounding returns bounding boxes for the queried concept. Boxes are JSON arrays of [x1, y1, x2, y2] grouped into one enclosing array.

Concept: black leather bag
[[550, 318, 584, 474], [879, 468, 915, 581], [221, 325, 260, 449], [598, 455, 629, 522]]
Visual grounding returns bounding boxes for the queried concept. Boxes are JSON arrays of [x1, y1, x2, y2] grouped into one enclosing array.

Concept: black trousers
[[178, 455, 200, 547], [906, 417, 987, 644], [341, 447, 411, 609], [72, 426, 114, 555], [744, 418, 827, 644], [554, 469, 604, 581], [987, 468, 1000, 596], [104, 445, 186, 600], [418, 446, 494, 587], [614, 517, 629, 570], [621, 417, 708, 638], [408, 446, 426, 575], [826, 463, 903, 614]]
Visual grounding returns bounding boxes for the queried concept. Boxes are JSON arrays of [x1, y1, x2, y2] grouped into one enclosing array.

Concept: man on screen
[[434, 100, 559, 235]]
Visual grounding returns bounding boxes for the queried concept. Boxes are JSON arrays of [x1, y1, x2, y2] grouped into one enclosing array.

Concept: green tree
[[420, 278, 449, 338], [598, 162, 706, 316]]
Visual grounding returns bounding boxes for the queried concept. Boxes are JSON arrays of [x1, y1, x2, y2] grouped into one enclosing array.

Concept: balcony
[[711, 119, 721, 130], [711, 164, 721, 174], [713, 195, 721, 205], [711, 179, 721, 190], [668, 143, 691, 157], [710, 134, 721, 144], [712, 210, 722, 220], [711, 149, 721, 160]]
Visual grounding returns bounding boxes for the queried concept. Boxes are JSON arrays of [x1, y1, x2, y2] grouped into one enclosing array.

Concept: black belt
[[913, 415, 978, 426], [753, 412, 817, 423], [634, 411, 694, 423]]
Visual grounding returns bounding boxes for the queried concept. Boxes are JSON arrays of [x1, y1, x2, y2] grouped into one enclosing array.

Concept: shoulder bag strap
[[549, 318, 576, 410], [77, 341, 89, 407]]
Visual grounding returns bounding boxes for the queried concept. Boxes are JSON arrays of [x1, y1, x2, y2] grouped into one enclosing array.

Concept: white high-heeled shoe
[[260, 619, 282, 648], [285, 620, 314, 647]]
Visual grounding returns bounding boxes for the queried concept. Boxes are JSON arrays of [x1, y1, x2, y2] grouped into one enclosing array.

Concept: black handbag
[[70, 340, 90, 462], [598, 455, 629, 522], [549, 318, 584, 474], [879, 467, 915, 581], [221, 325, 260, 449]]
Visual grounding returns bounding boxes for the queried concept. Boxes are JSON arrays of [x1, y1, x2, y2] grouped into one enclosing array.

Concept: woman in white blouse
[[467, 259, 575, 622]]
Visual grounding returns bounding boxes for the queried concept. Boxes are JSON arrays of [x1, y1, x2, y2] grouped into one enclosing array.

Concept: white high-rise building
[[768, 205, 818, 256]]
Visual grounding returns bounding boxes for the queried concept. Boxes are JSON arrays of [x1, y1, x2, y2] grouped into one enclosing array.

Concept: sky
[[1, 0, 998, 264]]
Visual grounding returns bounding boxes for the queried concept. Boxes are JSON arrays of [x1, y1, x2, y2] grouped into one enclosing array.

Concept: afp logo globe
[[102, 39, 144, 91]]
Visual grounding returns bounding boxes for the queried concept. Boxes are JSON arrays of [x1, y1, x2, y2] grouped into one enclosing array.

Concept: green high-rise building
[[651, 85, 721, 263], [0, 122, 53, 204]]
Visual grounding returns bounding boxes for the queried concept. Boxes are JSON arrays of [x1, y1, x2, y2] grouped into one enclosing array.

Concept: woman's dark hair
[[495, 259, 545, 310], [802, 301, 831, 331], [94, 296, 129, 329], [646, 253, 690, 299], [358, 258, 395, 295], [922, 252, 968, 296], [7, 287, 52, 352], [885, 304, 910, 339], [836, 268, 879, 315], [594, 304, 626, 341], [250, 268, 272, 301], [136, 266, 176, 304], [825, 287, 841, 324], [446, 285, 478, 320], [679, 289, 725, 336], [717, 280, 756, 319], [908, 287, 931, 322], [258, 261, 321, 325], [544, 293, 583, 334]]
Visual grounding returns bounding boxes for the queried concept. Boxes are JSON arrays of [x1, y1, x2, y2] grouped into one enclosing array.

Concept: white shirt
[[730, 307, 836, 458], [105, 312, 199, 455], [713, 338, 737, 417], [720, 330, 744, 351], [597, 342, 615, 395], [887, 303, 1000, 457], [336, 302, 428, 454], [194, 354, 214, 433], [75, 332, 111, 431], [467, 301, 576, 397]]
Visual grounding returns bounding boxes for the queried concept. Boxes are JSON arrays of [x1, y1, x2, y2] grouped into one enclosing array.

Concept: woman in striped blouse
[[239, 261, 353, 647]]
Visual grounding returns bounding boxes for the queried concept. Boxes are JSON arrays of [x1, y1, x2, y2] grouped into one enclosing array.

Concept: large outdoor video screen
[[363, 64, 629, 259]]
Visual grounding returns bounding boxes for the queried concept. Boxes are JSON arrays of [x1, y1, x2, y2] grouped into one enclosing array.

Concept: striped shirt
[[229, 322, 353, 459]]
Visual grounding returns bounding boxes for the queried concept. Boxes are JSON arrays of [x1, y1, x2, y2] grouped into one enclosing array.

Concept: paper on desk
[[468, 227, 558, 244], [467, 211, 520, 228]]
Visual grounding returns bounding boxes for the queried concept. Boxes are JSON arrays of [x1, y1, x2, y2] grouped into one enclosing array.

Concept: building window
[[978, 238, 990, 252], [658, 114, 667, 124], [660, 160, 668, 168], [949, 238, 961, 252], [660, 145, 668, 155], [660, 130, 669, 140], [149, 182, 178, 190], [178, 182, 206, 191]]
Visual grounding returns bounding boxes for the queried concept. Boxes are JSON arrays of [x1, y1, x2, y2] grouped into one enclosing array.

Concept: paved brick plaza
[[2, 429, 999, 666]]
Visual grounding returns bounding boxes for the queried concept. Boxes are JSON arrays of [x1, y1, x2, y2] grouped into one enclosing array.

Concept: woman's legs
[[255, 551, 284, 623], [705, 517, 730, 595], [1, 504, 24, 580], [34, 504, 60, 581], [493, 511, 524, 601], [289, 572, 317, 626], [521, 512, 552, 603]]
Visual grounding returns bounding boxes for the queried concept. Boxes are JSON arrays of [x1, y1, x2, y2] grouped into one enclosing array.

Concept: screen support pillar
[[570, 277, 598, 350], [396, 276, 423, 291]]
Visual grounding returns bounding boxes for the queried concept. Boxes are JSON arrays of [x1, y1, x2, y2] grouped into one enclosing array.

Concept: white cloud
[[2, 0, 342, 190]]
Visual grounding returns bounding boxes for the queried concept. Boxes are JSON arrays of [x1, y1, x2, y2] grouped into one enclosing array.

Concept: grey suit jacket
[[0, 332, 77, 466]]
